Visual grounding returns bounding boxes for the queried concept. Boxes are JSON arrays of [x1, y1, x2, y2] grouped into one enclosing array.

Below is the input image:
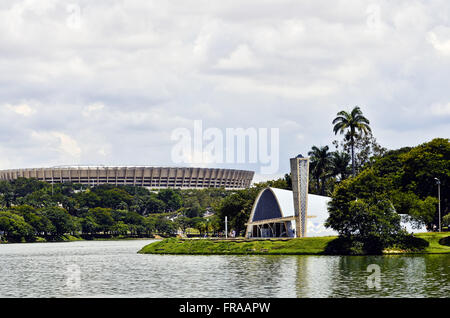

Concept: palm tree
[[308, 145, 332, 195], [330, 151, 351, 181], [332, 106, 371, 176]]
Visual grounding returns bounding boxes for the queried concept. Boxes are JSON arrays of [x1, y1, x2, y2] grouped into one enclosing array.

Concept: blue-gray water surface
[[0, 240, 448, 298]]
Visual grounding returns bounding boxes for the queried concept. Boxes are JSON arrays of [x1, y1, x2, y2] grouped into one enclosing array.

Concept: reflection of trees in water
[[411, 255, 449, 298], [294, 255, 449, 298], [295, 256, 342, 298], [422, 255, 450, 297], [215, 254, 448, 298], [218, 255, 298, 297]]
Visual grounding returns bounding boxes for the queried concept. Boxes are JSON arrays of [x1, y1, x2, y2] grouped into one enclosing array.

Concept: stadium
[[0, 166, 254, 190]]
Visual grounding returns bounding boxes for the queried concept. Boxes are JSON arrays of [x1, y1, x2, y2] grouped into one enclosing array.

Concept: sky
[[0, 0, 449, 182]]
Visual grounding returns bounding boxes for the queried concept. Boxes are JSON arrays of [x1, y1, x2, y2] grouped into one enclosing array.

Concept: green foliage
[[80, 215, 99, 235], [111, 221, 129, 235], [0, 211, 35, 242], [324, 234, 429, 255], [141, 194, 166, 214], [332, 106, 372, 176], [371, 138, 449, 229], [308, 145, 333, 195], [154, 216, 176, 236], [157, 189, 182, 212], [87, 207, 114, 233], [439, 236, 450, 246], [39, 206, 74, 236], [216, 187, 260, 236], [443, 214, 450, 227], [326, 169, 407, 253]]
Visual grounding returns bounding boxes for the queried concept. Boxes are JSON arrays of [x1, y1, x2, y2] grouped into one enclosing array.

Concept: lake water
[[0, 240, 448, 298]]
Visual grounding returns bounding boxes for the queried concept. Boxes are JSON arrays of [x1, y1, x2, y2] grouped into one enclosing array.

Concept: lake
[[0, 240, 448, 298]]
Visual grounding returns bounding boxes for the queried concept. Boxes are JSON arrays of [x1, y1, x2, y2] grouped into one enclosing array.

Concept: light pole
[[225, 216, 228, 239], [434, 178, 441, 232]]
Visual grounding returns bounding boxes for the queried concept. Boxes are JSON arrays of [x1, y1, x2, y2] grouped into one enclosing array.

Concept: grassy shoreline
[[138, 233, 450, 255]]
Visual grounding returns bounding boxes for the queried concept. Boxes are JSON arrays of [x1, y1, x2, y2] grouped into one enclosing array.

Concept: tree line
[[0, 181, 232, 242]]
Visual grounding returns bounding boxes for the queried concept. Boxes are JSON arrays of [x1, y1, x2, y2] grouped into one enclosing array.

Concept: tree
[[332, 106, 371, 176], [20, 189, 54, 208], [154, 217, 176, 236], [443, 214, 450, 228], [87, 208, 114, 234], [11, 205, 54, 236], [330, 151, 351, 182], [39, 207, 74, 237], [143, 194, 166, 214], [99, 188, 133, 209], [111, 221, 129, 236], [182, 198, 205, 218], [216, 188, 259, 236], [191, 217, 208, 236], [175, 216, 192, 235], [157, 189, 182, 212], [370, 138, 449, 229], [308, 145, 333, 195], [0, 211, 35, 242], [325, 169, 406, 253], [0, 180, 14, 207], [143, 217, 156, 236], [80, 215, 100, 235], [12, 177, 47, 200], [284, 173, 292, 190], [76, 190, 101, 209]]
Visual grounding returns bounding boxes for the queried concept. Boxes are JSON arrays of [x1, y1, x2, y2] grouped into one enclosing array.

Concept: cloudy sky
[[0, 0, 449, 181]]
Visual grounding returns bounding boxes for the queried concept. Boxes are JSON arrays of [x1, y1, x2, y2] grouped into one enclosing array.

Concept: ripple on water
[[0, 241, 448, 298]]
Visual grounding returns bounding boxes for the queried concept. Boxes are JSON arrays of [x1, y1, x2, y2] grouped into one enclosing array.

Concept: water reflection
[[0, 241, 448, 298], [293, 254, 449, 298]]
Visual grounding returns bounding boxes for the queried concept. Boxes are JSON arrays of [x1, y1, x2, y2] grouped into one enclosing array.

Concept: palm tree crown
[[332, 106, 371, 176], [330, 151, 351, 181], [308, 145, 332, 195]]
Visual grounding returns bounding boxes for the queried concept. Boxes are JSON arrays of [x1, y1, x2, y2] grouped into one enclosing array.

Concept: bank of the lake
[[138, 233, 450, 255]]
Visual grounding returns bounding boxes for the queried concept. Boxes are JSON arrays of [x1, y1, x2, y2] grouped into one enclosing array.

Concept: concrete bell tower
[[290, 155, 309, 238]]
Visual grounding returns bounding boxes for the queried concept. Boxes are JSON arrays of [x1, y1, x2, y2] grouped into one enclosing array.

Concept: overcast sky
[[0, 0, 449, 181]]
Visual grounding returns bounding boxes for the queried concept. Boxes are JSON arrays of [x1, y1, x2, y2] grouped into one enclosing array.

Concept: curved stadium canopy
[[0, 166, 254, 190]]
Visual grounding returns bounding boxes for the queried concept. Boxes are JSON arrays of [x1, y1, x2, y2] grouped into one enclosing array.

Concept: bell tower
[[290, 155, 309, 237]]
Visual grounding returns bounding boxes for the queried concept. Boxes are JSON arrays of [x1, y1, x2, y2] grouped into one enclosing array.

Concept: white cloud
[[5, 103, 36, 116], [31, 131, 82, 161], [0, 0, 449, 176], [82, 102, 105, 117], [216, 44, 260, 70], [430, 102, 450, 116], [428, 27, 450, 56]]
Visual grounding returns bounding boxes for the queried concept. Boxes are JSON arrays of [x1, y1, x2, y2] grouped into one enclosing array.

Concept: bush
[[394, 235, 429, 251], [439, 236, 450, 247], [324, 237, 382, 255]]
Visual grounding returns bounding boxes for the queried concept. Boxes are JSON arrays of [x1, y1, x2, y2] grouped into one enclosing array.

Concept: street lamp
[[434, 178, 441, 232]]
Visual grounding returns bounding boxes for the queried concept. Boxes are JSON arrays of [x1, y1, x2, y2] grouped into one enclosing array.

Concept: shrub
[[394, 235, 429, 251], [439, 236, 450, 247]]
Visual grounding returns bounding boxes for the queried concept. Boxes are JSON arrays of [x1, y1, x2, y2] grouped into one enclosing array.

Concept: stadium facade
[[0, 166, 254, 189]]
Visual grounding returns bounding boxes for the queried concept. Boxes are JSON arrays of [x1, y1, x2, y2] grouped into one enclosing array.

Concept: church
[[245, 155, 425, 238]]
